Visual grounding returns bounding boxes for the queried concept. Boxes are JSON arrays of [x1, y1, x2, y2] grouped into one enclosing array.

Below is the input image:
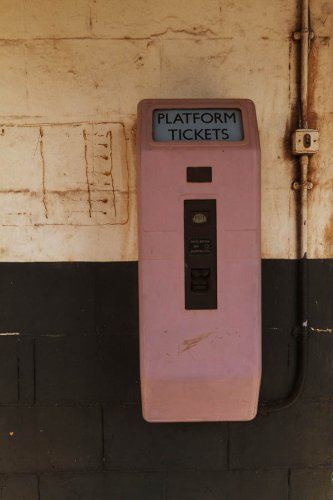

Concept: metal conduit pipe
[[301, 0, 309, 129], [260, 0, 312, 414]]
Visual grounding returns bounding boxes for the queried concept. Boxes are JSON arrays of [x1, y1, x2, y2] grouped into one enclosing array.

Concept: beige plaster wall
[[0, 0, 332, 260]]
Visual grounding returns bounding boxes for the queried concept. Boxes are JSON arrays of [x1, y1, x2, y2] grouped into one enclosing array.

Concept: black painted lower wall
[[0, 260, 332, 500]]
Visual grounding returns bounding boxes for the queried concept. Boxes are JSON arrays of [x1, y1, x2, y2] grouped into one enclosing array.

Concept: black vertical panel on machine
[[184, 199, 217, 310]]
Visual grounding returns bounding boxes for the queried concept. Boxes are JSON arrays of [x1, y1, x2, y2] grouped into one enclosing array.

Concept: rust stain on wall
[[107, 130, 117, 217], [0, 122, 131, 229], [39, 126, 48, 219], [82, 128, 92, 218], [324, 213, 333, 247], [308, 39, 319, 130], [307, 36, 320, 201]]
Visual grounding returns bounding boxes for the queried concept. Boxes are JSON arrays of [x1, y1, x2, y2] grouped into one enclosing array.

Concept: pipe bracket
[[292, 180, 313, 191], [293, 30, 314, 40]]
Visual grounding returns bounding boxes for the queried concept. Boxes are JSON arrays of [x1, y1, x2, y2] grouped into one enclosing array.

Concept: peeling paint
[[148, 26, 218, 39], [309, 327, 333, 334]]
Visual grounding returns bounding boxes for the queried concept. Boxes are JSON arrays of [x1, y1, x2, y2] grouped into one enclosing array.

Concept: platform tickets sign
[[153, 108, 244, 142]]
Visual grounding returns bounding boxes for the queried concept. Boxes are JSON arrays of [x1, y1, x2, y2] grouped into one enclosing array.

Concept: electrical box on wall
[[137, 99, 261, 422]]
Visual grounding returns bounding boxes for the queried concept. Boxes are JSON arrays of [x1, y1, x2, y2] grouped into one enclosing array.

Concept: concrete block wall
[[0, 262, 332, 499]]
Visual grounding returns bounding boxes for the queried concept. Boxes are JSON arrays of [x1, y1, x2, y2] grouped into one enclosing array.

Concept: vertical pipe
[[300, 0, 309, 259], [300, 155, 308, 259], [301, 0, 309, 129], [260, 0, 311, 413], [298, 0, 310, 408]]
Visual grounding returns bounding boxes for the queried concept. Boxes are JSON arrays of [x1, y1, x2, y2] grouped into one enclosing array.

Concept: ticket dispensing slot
[[186, 167, 212, 183], [184, 199, 217, 310]]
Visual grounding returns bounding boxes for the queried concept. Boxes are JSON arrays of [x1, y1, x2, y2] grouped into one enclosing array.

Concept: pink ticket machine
[[137, 99, 261, 422]]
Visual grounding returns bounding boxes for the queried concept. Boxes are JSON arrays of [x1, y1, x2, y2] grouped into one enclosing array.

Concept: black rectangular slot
[[186, 167, 212, 183], [184, 199, 217, 310]]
